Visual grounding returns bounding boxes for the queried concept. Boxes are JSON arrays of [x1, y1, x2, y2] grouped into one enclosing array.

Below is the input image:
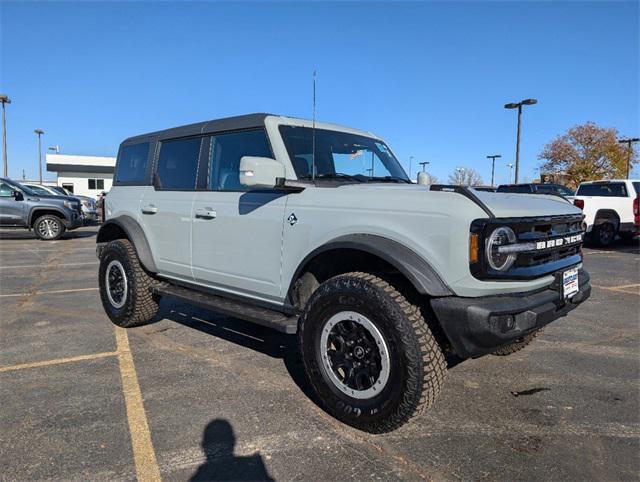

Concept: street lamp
[[504, 98, 537, 184], [618, 138, 639, 179], [408, 156, 414, 180], [419, 161, 430, 172], [507, 163, 514, 184], [0, 94, 11, 177], [486, 154, 501, 187], [455, 167, 465, 185], [34, 129, 44, 184]]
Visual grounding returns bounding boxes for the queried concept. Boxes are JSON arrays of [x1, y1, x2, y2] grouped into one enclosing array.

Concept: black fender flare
[[28, 206, 68, 227], [97, 215, 157, 273], [289, 234, 452, 297]]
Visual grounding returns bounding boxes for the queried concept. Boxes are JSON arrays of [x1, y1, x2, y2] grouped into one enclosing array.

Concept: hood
[[471, 190, 580, 218], [335, 183, 581, 218]]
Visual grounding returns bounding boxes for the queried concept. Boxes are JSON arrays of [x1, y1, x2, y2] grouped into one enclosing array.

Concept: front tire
[[33, 214, 66, 240], [299, 272, 446, 433], [98, 239, 159, 327]]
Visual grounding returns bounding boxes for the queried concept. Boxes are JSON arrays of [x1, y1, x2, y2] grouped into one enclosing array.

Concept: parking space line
[[115, 327, 161, 482], [0, 261, 98, 269], [0, 247, 95, 254], [0, 287, 98, 298], [593, 283, 640, 295], [0, 351, 117, 373]]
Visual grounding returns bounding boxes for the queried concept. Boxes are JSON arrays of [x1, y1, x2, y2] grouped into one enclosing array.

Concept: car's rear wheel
[[98, 239, 159, 327], [593, 221, 617, 247], [33, 214, 66, 241], [299, 272, 446, 433]]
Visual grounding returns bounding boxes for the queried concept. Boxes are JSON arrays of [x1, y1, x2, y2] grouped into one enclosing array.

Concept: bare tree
[[448, 167, 483, 186]]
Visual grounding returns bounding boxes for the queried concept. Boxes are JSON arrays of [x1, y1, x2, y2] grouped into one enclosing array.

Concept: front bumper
[[63, 211, 84, 230], [431, 268, 591, 358]]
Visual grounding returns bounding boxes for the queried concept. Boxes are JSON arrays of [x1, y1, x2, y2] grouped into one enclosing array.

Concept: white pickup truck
[[572, 179, 640, 246]]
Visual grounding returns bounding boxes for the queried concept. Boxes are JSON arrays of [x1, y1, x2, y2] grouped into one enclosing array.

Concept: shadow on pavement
[[190, 419, 274, 481], [0, 229, 97, 240]]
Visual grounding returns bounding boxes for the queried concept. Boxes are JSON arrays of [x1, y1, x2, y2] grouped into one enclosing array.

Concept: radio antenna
[[312, 69, 317, 181]]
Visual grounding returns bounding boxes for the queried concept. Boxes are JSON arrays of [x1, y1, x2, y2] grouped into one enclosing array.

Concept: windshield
[[279, 126, 409, 182], [51, 186, 69, 195]]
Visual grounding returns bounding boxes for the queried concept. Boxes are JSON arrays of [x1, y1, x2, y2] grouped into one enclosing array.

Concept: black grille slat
[[514, 218, 583, 269]]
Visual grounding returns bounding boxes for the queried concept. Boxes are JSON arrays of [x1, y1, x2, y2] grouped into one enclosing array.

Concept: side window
[[0, 182, 14, 197], [116, 142, 150, 183], [26, 185, 49, 195], [156, 137, 202, 190], [208, 129, 272, 191]]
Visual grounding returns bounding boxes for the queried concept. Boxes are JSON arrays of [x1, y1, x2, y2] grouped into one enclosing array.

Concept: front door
[[139, 136, 202, 281], [191, 129, 288, 304], [0, 181, 26, 226]]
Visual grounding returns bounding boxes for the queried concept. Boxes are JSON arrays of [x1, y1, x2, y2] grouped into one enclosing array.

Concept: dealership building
[[46, 154, 116, 197]]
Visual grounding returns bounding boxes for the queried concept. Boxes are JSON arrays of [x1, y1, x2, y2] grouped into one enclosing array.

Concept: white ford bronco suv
[[97, 114, 590, 433]]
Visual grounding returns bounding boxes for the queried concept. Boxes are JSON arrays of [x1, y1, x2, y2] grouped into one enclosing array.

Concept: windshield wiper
[[303, 173, 366, 183], [367, 176, 412, 184]]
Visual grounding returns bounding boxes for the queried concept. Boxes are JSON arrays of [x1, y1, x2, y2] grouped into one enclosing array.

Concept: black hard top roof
[[122, 113, 273, 145]]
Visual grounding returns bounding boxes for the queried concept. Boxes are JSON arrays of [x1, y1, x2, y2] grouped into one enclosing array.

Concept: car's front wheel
[[33, 214, 66, 240], [98, 239, 159, 327], [299, 272, 446, 433]]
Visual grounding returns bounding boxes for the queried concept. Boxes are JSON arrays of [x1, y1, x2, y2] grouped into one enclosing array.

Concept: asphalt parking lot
[[1, 227, 638, 481]]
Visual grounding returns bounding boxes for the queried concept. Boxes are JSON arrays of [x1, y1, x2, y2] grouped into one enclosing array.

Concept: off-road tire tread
[[492, 331, 539, 356], [99, 239, 159, 327], [34, 214, 66, 241], [302, 271, 446, 433]]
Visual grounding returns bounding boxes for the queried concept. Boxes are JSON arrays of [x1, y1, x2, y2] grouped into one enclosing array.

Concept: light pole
[[34, 129, 44, 184], [408, 156, 414, 180], [0, 94, 10, 177], [618, 138, 639, 179], [507, 163, 514, 184], [455, 167, 465, 185], [504, 98, 537, 184], [419, 161, 430, 172], [486, 154, 501, 187]]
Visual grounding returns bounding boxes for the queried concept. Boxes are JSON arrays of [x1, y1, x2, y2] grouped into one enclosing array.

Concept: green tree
[[538, 122, 637, 188]]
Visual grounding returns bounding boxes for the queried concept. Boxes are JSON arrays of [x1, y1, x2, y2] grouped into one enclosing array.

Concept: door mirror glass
[[239, 156, 285, 188], [417, 172, 430, 185]]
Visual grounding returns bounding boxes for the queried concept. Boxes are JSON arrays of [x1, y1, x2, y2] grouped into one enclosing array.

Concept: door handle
[[141, 205, 158, 215], [195, 207, 216, 219]]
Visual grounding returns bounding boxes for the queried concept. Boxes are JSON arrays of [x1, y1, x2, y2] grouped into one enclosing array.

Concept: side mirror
[[12, 190, 23, 201], [417, 172, 430, 185], [239, 156, 285, 188]]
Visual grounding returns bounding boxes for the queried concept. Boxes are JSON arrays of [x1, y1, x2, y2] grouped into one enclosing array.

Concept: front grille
[[470, 214, 584, 280]]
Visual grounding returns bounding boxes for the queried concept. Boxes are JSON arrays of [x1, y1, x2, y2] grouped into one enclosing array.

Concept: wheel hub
[[105, 260, 128, 309], [320, 311, 390, 400]]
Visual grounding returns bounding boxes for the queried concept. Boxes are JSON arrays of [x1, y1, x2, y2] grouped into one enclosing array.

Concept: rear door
[[0, 181, 26, 226], [139, 136, 203, 281], [191, 129, 288, 304]]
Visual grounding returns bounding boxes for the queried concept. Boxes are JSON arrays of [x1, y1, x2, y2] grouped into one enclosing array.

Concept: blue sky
[[1, 1, 638, 184]]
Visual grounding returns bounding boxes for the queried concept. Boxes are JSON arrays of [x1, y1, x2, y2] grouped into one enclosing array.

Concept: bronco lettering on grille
[[535, 233, 583, 250]]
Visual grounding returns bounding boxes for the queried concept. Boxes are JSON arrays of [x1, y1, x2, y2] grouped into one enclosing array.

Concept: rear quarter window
[[576, 183, 628, 197], [115, 142, 151, 184]]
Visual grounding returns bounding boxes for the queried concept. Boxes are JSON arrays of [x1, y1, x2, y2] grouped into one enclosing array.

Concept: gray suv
[[97, 114, 591, 433], [0, 178, 83, 240]]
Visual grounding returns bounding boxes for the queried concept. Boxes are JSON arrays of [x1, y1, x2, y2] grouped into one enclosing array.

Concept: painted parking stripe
[[115, 327, 162, 482], [0, 247, 96, 253], [592, 284, 640, 295], [0, 261, 98, 269], [0, 351, 117, 373], [0, 287, 98, 298]]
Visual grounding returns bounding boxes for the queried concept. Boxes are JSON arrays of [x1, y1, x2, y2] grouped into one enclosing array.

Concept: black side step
[[151, 284, 298, 334]]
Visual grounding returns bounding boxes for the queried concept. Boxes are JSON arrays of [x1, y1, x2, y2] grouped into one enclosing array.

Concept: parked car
[[21, 183, 98, 224], [571, 179, 640, 246], [473, 186, 497, 192], [96, 113, 590, 433], [497, 183, 575, 198], [0, 178, 83, 240]]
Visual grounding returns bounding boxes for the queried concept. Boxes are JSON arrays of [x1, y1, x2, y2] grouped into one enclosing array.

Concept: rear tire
[[492, 331, 538, 356], [593, 221, 617, 247], [99, 239, 159, 327], [33, 214, 66, 241], [299, 272, 446, 433]]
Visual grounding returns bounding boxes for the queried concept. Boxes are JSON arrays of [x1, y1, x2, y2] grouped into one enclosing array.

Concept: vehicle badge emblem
[[287, 213, 298, 226]]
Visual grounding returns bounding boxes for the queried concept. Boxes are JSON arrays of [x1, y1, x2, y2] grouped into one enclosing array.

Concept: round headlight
[[486, 226, 517, 271]]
